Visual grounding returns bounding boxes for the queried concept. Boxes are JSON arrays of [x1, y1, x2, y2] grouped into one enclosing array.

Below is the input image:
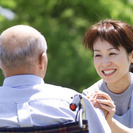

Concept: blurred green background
[[0, 0, 133, 92]]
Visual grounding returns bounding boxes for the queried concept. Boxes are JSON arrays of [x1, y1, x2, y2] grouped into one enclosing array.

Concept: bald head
[[1, 25, 47, 53], [0, 25, 48, 77]]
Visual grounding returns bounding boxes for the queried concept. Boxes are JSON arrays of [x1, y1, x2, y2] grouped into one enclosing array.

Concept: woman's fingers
[[87, 92, 97, 100], [86, 91, 116, 119], [96, 99, 115, 108], [99, 103, 116, 113], [96, 98, 116, 120], [94, 91, 112, 101]]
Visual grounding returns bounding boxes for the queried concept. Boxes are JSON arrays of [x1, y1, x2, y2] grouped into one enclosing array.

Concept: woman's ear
[[129, 51, 133, 63]]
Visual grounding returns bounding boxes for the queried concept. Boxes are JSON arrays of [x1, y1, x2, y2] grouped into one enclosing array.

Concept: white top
[[83, 72, 133, 128]]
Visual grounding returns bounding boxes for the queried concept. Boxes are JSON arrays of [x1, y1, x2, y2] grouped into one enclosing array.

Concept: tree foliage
[[0, 0, 133, 92]]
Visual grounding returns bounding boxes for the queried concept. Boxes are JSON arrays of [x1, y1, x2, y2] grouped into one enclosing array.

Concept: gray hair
[[0, 25, 47, 69]]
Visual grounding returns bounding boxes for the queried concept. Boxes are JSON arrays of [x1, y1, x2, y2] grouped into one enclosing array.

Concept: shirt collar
[[3, 74, 45, 88]]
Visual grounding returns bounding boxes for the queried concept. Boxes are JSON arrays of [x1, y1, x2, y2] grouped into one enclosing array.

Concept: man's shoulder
[[45, 83, 78, 94], [82, 79, 103, 96], [33, 83, 79, 102]]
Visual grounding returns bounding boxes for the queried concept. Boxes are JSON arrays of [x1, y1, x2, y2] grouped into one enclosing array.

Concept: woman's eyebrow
[[93, 48, 118, 52], [108, 48, 117, 50], [93, 49, 100, 52]]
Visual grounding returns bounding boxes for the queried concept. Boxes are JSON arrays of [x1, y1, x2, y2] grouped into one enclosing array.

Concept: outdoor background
[[0, 0, 133, 92]]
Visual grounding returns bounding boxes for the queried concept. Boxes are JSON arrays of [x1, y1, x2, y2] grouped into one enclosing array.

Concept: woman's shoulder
[[82, 79, 104, 96], [130, 72, 133, 81]]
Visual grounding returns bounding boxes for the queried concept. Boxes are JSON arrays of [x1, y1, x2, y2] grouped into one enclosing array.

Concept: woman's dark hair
[[83, 19, 133, 54]]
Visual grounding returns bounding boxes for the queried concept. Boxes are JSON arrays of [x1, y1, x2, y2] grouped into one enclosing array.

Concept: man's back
[[0, 75, 77, 127]]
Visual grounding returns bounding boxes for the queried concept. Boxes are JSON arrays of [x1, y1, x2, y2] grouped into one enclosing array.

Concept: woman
[[83, 19, 133, 133]]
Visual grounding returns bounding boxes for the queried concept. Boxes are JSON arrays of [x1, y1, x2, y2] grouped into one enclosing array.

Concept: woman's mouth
[[102, 69, 116, 75]]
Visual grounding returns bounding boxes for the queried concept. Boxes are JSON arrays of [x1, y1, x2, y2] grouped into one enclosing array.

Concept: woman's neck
[[107, 73, 131, 94]]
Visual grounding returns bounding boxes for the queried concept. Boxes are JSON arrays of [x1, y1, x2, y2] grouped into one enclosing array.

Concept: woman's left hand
[[87, 91, 116, 123]]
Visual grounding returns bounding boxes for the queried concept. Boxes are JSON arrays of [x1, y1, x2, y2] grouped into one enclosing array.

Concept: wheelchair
[[0, 94, 88, 133]]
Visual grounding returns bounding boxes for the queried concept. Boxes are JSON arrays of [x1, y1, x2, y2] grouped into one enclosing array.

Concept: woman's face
[[93, 38, 132, 84]]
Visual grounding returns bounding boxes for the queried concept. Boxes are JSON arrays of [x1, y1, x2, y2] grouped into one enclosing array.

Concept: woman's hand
[[87, 91, 116, 123], [87, 91, 133, 133]]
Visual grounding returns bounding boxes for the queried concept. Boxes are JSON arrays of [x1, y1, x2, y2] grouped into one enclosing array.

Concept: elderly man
[[0, 25, 111, 133]]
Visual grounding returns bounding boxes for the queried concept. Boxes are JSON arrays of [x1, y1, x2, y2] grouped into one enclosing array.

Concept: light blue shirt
[[0, 75, 77, 127], [0, 74, 111, 133]]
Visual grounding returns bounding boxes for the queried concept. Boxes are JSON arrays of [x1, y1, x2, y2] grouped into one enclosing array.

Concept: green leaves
[[0, 0, 132, 92]]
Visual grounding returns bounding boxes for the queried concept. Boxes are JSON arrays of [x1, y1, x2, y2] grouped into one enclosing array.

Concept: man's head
[[0, 25, 48, 78]]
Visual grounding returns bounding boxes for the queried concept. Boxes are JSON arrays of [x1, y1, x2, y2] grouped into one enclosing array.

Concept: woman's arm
[[87, 91, 133, 133], [108, 118, 133, 133]]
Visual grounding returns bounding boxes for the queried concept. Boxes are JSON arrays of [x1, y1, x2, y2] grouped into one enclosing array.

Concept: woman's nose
[[101, 57, 112, 67]]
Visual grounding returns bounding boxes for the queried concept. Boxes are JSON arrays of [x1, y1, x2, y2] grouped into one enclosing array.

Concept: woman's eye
[[109, 53, 117, 56], [95, 54, 102, 57]]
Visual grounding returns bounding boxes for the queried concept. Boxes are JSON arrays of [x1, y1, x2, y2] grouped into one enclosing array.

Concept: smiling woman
[[93, 38, 131, 92], [82, 19, 133, 133]]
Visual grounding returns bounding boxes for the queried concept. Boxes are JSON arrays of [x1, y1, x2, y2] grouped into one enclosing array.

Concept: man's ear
[[39, 52, 48, 71]]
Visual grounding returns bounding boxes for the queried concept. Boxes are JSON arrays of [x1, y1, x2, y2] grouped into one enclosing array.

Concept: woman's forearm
[[108, 118, 133, 133]]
